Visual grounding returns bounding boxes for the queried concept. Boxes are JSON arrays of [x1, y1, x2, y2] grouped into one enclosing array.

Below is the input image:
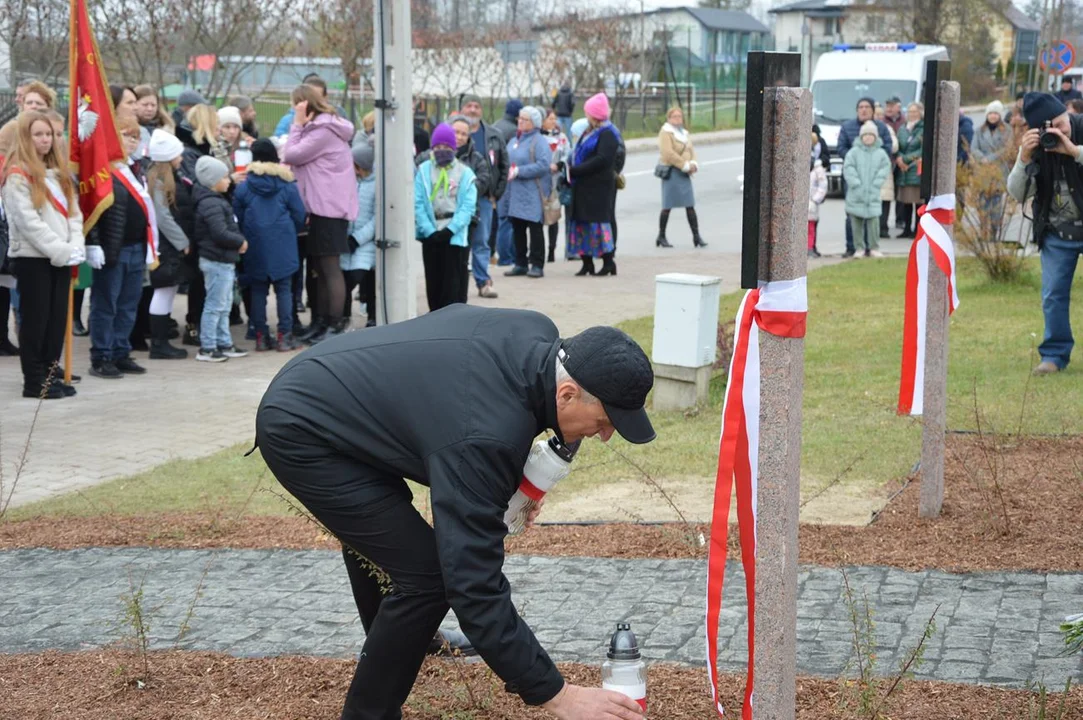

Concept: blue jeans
[[1039, 233, 1083, 369], [250, 276, 293, 336], [200, 258, 236, 350], [496, 214, 516, 266], [558, 116, 572, 140], [89, 243, 145, 363], [471, 197, 494, 287]]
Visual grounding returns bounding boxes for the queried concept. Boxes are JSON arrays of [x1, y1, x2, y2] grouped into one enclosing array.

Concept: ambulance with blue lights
[[811, 42, 949, 194]]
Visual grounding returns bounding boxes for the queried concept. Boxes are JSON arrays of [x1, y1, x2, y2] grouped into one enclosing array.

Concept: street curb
[[623, 105, 986, 156]]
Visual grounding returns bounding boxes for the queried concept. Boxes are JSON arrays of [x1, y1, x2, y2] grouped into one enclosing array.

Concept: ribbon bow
[[706, 277, 808, 719], [898, 194, 958, 416]]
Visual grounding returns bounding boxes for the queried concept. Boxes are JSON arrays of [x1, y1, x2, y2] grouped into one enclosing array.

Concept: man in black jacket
[[460, 93, 510, 299], [552, 82, 575, 138], [256, 305, 653, 720]]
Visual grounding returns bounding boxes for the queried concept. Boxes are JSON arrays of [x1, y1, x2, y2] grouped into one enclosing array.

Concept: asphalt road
[[614, 111, 988, 259]]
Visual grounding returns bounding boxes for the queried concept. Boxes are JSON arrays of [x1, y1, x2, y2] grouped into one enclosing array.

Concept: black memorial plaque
[[741, 51, 802, 289], [920, 60, 951, 201]]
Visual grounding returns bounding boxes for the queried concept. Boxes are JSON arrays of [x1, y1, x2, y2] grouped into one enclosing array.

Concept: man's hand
[[525, 498, 545, 530], [1020, 128, 1041, 164], [239, 240, 249, 254], [542, 684, 644, 719], [1044, 126, 1079, 158]]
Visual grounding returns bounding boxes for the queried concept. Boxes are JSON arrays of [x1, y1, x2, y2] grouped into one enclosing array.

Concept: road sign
[[1040, 39, 1075, 73], [1016, 30, 1038, 63], [495, 40, 538, 64]]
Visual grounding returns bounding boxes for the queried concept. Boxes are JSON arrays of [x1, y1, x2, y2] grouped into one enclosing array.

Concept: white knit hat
[[985, 100, 1005, 119], [860, 120, 879, 138], [148, 129, 184, 163], [217, 106, 242, 129]]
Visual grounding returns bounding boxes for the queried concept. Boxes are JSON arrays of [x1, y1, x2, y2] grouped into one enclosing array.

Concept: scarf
[[662, 122, 689, 144], [430, 162, 451, 202], [573, 121, 616, 167]]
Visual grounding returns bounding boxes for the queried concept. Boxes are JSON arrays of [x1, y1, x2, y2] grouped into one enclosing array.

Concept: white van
[[811, 43, 950, 194]]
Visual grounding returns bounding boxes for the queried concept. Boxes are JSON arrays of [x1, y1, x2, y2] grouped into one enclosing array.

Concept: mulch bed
[[2, 435, 1081, 573], [1, 650, 1079, 719]]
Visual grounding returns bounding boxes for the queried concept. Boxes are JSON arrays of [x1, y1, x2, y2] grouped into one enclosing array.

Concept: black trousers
[[511, 218, 544, 269], [422, 241, 468, 312], [256, 407, 449, 720], [343, 269, 377, 324], [12, 258, 69, 392], [131, 285, 152, 344]]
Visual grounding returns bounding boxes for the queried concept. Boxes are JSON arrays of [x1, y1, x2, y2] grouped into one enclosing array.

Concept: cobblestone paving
[[1, 548, 1079, 688]]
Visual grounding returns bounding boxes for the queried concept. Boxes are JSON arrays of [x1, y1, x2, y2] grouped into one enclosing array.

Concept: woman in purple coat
[[282, 85, 359, 345]]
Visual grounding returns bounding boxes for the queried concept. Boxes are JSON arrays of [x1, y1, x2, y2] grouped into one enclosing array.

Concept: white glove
[[682, 162, 691, 173], [67, 247, 85, 267], [86, 245, 105, 269]]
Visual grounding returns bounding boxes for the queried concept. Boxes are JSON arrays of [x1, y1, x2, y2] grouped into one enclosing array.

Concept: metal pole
[[712, 31, 717, 128], [373, 0, 418, 324], [735, 42, 743, 123], [686, 26, 692, 110]]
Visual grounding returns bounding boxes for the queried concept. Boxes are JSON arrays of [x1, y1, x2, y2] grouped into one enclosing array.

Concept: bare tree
[[304, 0, 374, 106], [2, 0, 67, 84], [93, 0, 185, 93]]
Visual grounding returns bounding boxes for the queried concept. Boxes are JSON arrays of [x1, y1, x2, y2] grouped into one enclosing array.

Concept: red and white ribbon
[[706, 277, 808, 719], [897, 194, 958, 416]]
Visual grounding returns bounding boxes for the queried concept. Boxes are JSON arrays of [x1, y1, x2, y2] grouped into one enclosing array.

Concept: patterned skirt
[[566, 221, 614, 259]]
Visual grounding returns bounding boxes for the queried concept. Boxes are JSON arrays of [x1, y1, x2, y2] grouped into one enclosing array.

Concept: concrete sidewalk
[[2, 252, 845, 509], [1, 547, 1079, 688]]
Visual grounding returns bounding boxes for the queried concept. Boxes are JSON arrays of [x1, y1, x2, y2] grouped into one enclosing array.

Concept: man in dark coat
[[552, 82, 576, 138], [255, 305, 653, 720], [494, 98, 523, 144], [1054, 77, 1083, 105]]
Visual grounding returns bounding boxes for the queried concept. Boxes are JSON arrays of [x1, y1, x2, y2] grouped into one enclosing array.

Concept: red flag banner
[[68, 0, 124, 233]]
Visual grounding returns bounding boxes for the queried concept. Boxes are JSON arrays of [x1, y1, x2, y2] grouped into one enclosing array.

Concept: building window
[[865, 14, 885, 34], [823, 18, 837, 35]]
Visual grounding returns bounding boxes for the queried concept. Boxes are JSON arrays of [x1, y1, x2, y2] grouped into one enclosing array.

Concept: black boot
[[182, 323, 200, 347], [575, 257, 596, 276], [688, 207, 707, 247], [547, 226, 557, 264], [596, 253, 617, 276], [307, 317, 348, 345], [298, 316, 328, 343], [149, 315, 188, 359], [656, 210, 673, 247], [72, 316, 88, 337]]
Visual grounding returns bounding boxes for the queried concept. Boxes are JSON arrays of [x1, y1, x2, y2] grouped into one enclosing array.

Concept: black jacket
[[193, 184, 246, 264], [479, 121, 510, 200], [552, 86, 575, 117], [1031, 113, 1083, 246], [256, 305, 567, 706], [86, 164, 149, 267], [569, 125, 619, 223]]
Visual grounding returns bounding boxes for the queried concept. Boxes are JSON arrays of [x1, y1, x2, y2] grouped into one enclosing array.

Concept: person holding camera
[[1007, 93, 1083, 375]]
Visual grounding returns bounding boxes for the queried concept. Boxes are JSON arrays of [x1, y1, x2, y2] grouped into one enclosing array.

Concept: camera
[[1039, 121, 1059, 151]]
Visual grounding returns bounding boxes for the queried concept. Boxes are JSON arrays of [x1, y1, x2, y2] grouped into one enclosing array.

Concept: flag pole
[[64, 269, 74, 385]]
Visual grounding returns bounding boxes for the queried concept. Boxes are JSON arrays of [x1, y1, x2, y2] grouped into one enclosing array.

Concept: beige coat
[[3, 170, 85, 266], [658, 124, 697, 171]]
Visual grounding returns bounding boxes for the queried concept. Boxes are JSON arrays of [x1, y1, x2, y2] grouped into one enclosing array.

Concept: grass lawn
[[9, 257, 1083, 522]]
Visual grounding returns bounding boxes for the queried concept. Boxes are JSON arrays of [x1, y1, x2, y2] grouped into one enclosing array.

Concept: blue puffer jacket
[[503, 130, 552, 223], [342, 174, 377, 271], [233, 161, 307, 282], [837, 117, 893, 159], [414, 159, 477, 248]]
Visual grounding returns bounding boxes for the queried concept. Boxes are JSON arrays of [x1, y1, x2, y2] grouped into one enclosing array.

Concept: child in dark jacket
[[233, 139, 307, 351], [193, 156, 248, 362]]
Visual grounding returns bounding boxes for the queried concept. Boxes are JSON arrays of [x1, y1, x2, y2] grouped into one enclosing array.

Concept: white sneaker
[[219, 345, 248, 358], [869, 250, 885, 258], [196, 348, 228, 363]]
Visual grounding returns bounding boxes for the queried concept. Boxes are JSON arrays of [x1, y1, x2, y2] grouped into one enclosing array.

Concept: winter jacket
[[837, 117, 893, 159], [843, 141, 891, 219], [504, 130, 552, 224], [1055, 87, 1083, 104], [255, 305, 576, 707], [553, 86, 575, 117], [193, 184, 247, 264], [542, 129, 570, 194], [896, 121, 924, 188], [958, 114, 974, 164], [474, 121, 509, 200], [2, 170, 85, 266], [233, 161, 307, 282], [342, 175, 376, 272], [414, 158, 478, 248], [86, 163, 150, 267], [416, 139, 493, 199], [658, 124, 697, 170], [282, 114, 358, 221], [972, 122, 1012, 165], [176, 121, 233, 180], [149, 171, 194, 289], [569, 124, 619, 224], [493, 113, 519, 144], [808, 160, 827, 221]]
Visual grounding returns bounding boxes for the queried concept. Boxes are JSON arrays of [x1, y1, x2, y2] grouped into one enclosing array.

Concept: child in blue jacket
[[341, 143, 377, 327], [233, 139, 307, 350]]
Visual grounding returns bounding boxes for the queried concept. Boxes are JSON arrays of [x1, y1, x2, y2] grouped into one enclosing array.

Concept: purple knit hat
[[431, 123, 456, 149]]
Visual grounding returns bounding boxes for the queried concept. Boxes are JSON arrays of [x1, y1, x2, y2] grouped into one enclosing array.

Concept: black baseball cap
[[559, 327, 656, 444]]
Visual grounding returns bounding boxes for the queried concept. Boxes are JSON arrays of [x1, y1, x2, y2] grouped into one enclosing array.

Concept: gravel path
[[1, 548, 1079, 688]]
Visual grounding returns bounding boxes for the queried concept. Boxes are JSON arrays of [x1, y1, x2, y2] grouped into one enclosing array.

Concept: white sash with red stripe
[[43, 175, 69, 217], [113, 163, 159, 268], [705, 276, 808, 719], [897, 194, 958, 416]]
